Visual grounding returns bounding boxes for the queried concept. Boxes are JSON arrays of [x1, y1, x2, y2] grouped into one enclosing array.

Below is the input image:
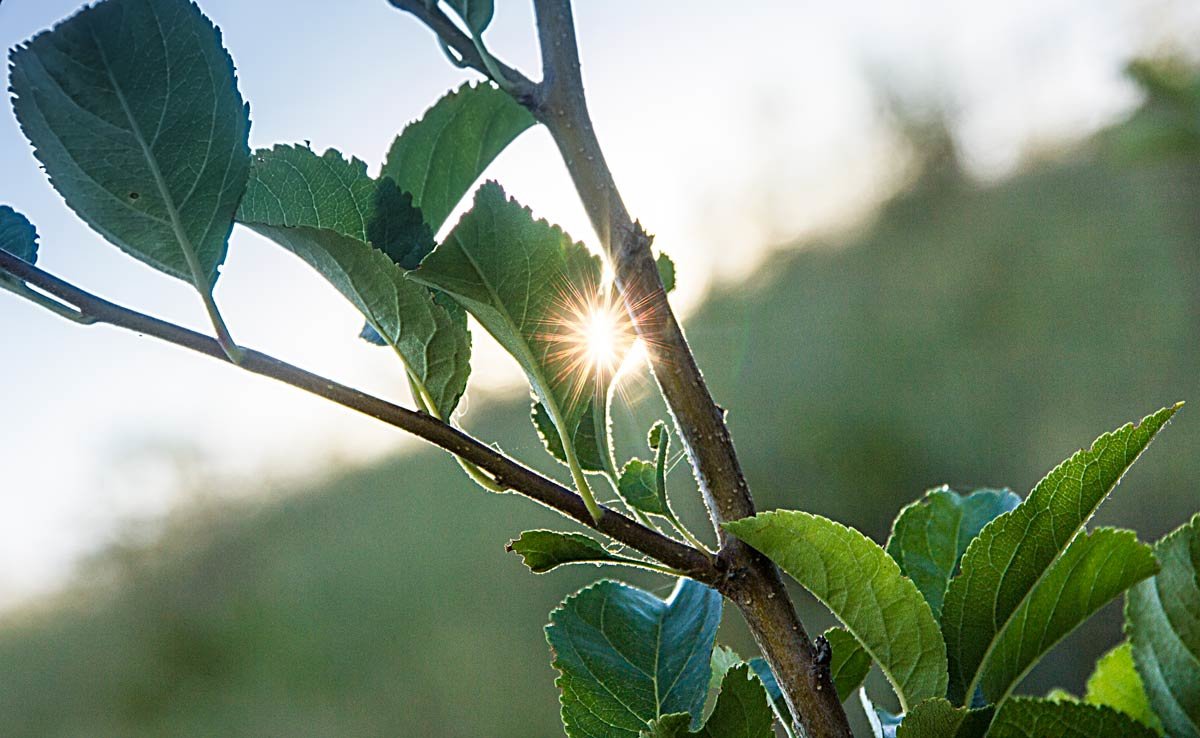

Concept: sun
[[543, 281, 639, 392]]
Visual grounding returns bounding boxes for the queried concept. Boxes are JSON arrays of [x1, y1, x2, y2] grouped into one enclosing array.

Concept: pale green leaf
[[411, 182, 604, 437], [706, 646, 742, 713], [826, 626, 871, 703], [10, 0, 249, 292], [895, 698, 991, 738], [724, 511, 947, 711], [657, 253, 676, 293], [942, 405, 1179, 704], [886, 486, 1020, 617], [642, 665, 774, 738], [505, 530, 630, 574], [532, 398, 606, 472], [979, 528, 1157, 703], [1083, 642, 1163, 734], [381, 83, 534, 234], [547, 578, 722, 738], [0, 206, 38, 267], [236, 145, 469, 418], [1126, 513, 1200, 738], [988, 698, 1159, 738]]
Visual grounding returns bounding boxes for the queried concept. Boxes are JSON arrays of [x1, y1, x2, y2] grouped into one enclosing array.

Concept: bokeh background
[[2, 0, 1199, 736]]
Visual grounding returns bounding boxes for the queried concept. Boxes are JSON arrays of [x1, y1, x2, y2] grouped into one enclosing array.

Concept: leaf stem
[[0, 278, 95, 324], [405, 363, 507, 493]]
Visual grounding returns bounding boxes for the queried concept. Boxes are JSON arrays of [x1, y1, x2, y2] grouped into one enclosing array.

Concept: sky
[[0, 0, 1195, 608]]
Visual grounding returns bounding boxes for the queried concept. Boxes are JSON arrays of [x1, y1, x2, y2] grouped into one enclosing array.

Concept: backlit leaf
[[381, 83, 534, 234], [979, 528, 1157, 703], [236, 145, 469, 418], [1082, 642, 1163, 733], [725, 511, 947, 711], [826, 626, 871, 703], [0, 206, 38, 287], [506, 530, 632, 574], [412, 182, 604, 443], [532, 398, 606, 472], [547, 578, 722, 738], [988, 698, 1159, 738], [941, 405, 1179, 704]]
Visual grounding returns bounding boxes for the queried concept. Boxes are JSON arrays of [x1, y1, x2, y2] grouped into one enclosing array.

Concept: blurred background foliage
[[1, 59, 1198, 737]]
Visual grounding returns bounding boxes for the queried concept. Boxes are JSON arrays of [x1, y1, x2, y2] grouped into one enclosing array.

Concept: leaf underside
[[1126, 514, 1200, 738], [235, 145, 470, 419], [725, 510, 948, 711], [506, 530, 625, 574], [941, 405, 1179, 704], [0, 206, 39, 286], [10, 0, 250, 291], [826, 626, 871, 703], [533, 398, 606, 472], [380, 82, 534, 235], [412, 182, 604, 436], [546, 578, 722, 738]]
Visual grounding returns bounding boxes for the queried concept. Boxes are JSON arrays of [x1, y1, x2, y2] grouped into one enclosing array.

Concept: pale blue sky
[[0, 0, 1192, 606]]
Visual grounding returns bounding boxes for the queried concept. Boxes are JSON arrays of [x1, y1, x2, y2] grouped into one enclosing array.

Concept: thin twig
[[0, 250, 718, 584]]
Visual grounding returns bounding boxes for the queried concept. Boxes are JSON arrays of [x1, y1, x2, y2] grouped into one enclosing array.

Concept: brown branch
[[0, 250, 717, 584], [387, 2, 854, 734]]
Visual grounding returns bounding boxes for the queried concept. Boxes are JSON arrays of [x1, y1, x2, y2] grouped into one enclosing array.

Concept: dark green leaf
[[725, 511, 947, 710], [445, 0, 494, 35], [895, 699, 992, 738], [942, 405, 1179, 704], [988, 698, 1160, 738], [1082, 642, 1163, 734], [0, 206, 38, 266], [547, 578, 722, 738], [979, 528, 1157, 703], [532, 398, 606, 472], [10, 0, 250, 293], [380, 83, 534, 234], [505, 530, 630, 574], [642, 665, 774, 738], [826, 626, 871, 702], [886, 487, 1020, 617], [746, 658, 788, 725], [1126, 513, 1200, 738], [619, 459, 664, 515], [412, 182, 604, 440], [236, 145, 470, 418]]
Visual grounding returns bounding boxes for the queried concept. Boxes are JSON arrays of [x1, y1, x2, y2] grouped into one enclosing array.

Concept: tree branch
[[0, 250, 717, 584], [385, 2, 854, 734], [385, 0, 538, 104]]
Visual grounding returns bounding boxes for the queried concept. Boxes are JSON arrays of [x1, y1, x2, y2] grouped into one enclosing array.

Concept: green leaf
[[978, 528, 1157, 703], [657, 253, 677, 293], [886, 487, 1020, 618], [236, 145, 469, 418], [380, 83, 534, 234], [988, 698, 1160, 738], [826, 626, 871, 703], [445, 0, 494, 35], [648, 421, 667, 451], [895, 699, 992, 738], [941, 405, 1179, 704], [1126, 513, 1200, 738], [642, 665, 774, 738], [619, 460, 665, 515], [746, 658, 789, 726], [1083, 642, 1163, 734], [547, 578, 722, 738], [505, 530, 626, 574], [724, 511, 947, 711], [532, 398, 606, 472], [10, 0, 250, 294], [411, 182, 604, 443], [0, 206, 38, 267]]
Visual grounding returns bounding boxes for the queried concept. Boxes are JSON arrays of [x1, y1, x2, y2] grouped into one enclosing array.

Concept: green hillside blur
[[1, 67, 1198, 736]]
